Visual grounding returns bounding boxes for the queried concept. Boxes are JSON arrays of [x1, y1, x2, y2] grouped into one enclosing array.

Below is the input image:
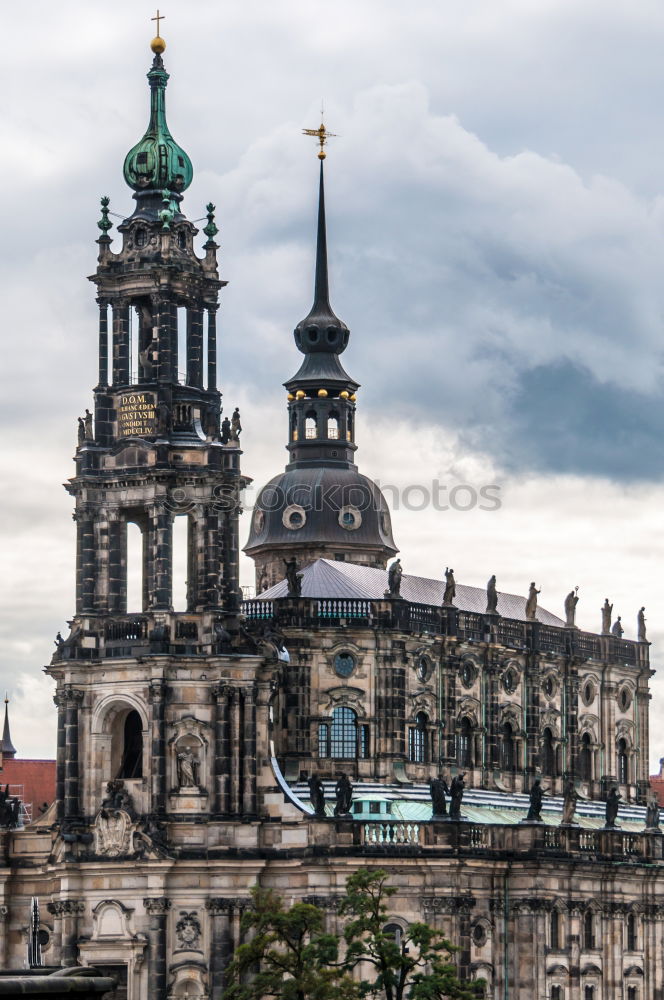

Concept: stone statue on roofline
[[429, 776, 448, 818], [601, 598, 613, 635], [525, 582, 540, 621], [387, 558, 402, 598], [605, 786, 621, 829], [449, 773, 466, 820], [486, 575, 498, 614], [443, 567, 456, 607], [637, 607, 647, 642], [525, 778, 546, 822], [645, 793, 660, 832], [308, 774, 326, 817], [564, 587, 579, 627], [284, 557, 303, 598], [611, 616, 623, 638], [561, 778, 578, 826], [334, 774, 353, 817]]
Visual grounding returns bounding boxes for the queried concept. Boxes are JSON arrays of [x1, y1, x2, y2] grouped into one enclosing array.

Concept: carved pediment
[[321, 687, 366, 716]]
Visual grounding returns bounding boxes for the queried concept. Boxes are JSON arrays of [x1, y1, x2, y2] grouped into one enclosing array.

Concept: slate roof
[[258, 559, 565, 626]]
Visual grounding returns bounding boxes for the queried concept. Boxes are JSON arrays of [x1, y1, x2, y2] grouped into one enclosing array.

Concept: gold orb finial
[[303, 116, 337, 160]]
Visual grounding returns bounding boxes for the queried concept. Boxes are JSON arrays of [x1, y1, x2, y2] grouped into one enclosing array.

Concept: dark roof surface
[[258, 558, 566, 626]]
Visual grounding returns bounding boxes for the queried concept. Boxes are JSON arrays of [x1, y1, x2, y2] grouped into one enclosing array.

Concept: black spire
[[2, 696, 16, 760], [289, 160, 355, 388]]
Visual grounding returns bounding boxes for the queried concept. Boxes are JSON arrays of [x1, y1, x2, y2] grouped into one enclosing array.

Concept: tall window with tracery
[[408, 712, 429, 763], [458, 717, 473, 768]]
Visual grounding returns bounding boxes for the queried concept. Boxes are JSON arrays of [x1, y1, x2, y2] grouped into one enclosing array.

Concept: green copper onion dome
[[123, 45, 193, 204]]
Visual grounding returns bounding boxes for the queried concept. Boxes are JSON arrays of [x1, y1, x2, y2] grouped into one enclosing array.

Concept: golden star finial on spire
[[303, 106, 337, 160]]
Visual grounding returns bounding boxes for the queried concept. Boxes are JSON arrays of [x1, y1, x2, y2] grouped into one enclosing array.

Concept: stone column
[[75, 512, 96, 614], [112, 301, 130, 386], [97, 300, 109, 387], [229, 689, 241, 816], [206, 898, 232, 999], [213, 685, 231, 815], [147, 505, 173, 610], [0, 905, 8, 971], [93, 513, 110, 613], [59, 900, 85, 966], [62, 687, 84, 819], [144, 897, 171, 999], [107, 514, 127, 614], [149, 680, 167, 814], [186, 307, 204, 388], [242, 688, 257, 818], [207, 307, 218, 391], [602, 681, 617, 786], [54, 692, 67, 822], [204, 509, 223, 608]]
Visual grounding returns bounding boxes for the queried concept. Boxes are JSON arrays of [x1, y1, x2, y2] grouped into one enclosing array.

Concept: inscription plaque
[[117, 392, 157, 438]]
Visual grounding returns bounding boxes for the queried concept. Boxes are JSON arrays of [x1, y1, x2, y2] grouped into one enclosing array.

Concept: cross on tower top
[[152, 9, 165, 36]]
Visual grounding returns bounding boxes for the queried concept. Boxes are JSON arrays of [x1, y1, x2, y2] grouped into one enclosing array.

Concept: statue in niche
[[564, 586, 579, 627], [442, 567, 456, 606], [601, 598, 613, 634], [334, 774, 353, 817], [486, 575, 498, 614], [561, 778, 578, 826], [176, 744, 200, 789], [77, 417, 85, 445], [387, 558, 402, 598], [611, 616, 624, 638], [156, 400, 170, 437], [638, 607, 647, 642], [221, 416, 231, 444], [526, 778, 546, 822], [230, 407, 242, 441], [308, 774, 326, 817], [605, 786, 621, 828], [429, 776, 448, 818], [449, 773, 466, 820], [84, 409, 94, 441], [284, 557, 303, 598], [646, 793, 660, 831], [525, 582, 540, 621]]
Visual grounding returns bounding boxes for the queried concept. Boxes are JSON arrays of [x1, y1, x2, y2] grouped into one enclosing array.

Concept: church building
[[0, 26, 662, 1000]]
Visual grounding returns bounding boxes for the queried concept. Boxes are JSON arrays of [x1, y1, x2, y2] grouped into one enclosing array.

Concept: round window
[[582, 681, 595, 706], [334, 651, 356, 678], [618, 687, 631, 711], [282, 504, 306, 530], [338, 506, 362, 531], [417, 656, 430, 682], [502, 669, 517, 694], [472, 923, 487, 948], [461, 661, 475, 688]]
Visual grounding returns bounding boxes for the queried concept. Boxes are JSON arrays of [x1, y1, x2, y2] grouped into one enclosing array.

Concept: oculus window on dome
[[338, 506, 362, 531], [416, 655, 432, 682], [282, 505, 307, 530]]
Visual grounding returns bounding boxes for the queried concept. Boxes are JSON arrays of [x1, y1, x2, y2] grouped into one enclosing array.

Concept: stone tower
[[43, 35, 270, 997], [244, 158, 398, 590]]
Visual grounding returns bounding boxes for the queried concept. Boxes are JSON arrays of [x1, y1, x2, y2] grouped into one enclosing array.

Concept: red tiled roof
[[0, 758, 56, 824], [649, 775, 664, 807]]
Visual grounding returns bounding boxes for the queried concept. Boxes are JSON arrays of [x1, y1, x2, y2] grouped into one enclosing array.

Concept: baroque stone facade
[[1, 31, 662, 1000]]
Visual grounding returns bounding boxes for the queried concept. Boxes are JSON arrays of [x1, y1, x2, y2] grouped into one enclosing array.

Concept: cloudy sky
[[3, 0, 664, 769]]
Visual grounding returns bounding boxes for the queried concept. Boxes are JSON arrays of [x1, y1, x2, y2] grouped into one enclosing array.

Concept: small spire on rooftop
[[2, 695, 16, 760]]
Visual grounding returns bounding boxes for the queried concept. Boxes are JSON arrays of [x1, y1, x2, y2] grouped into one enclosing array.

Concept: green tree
[[222, 886, 359, 1000], [340, 869, 484, 1000]]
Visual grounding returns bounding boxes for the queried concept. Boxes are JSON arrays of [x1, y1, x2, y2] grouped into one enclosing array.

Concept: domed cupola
[[122, 34, 193, 220], [244, 132, 398, 591]]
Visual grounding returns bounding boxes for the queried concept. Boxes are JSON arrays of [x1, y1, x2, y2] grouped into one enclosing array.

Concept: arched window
[[408, 713, 428, 763], [330, 707, 362, 759], [291, 411, 298, 441], [501, 722, 515, 772], [627, 913, 637, 951], [579, 733, 592, 781], [327, 412, 339, 439], [618, 739, 629, 784], [627, 987, 638, 1000], [458, 717, 473, 768], [117, 710, 143, 779], [583, 910, 595, 950], [346, 411, 353, 442], [584, 987, 594, 1000], [550, 909, 560, 950], [305, 411, 317, 439], [383, 923, 404, 948], [542, 728, 556, 777], [551, 987, 562, 1000]]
